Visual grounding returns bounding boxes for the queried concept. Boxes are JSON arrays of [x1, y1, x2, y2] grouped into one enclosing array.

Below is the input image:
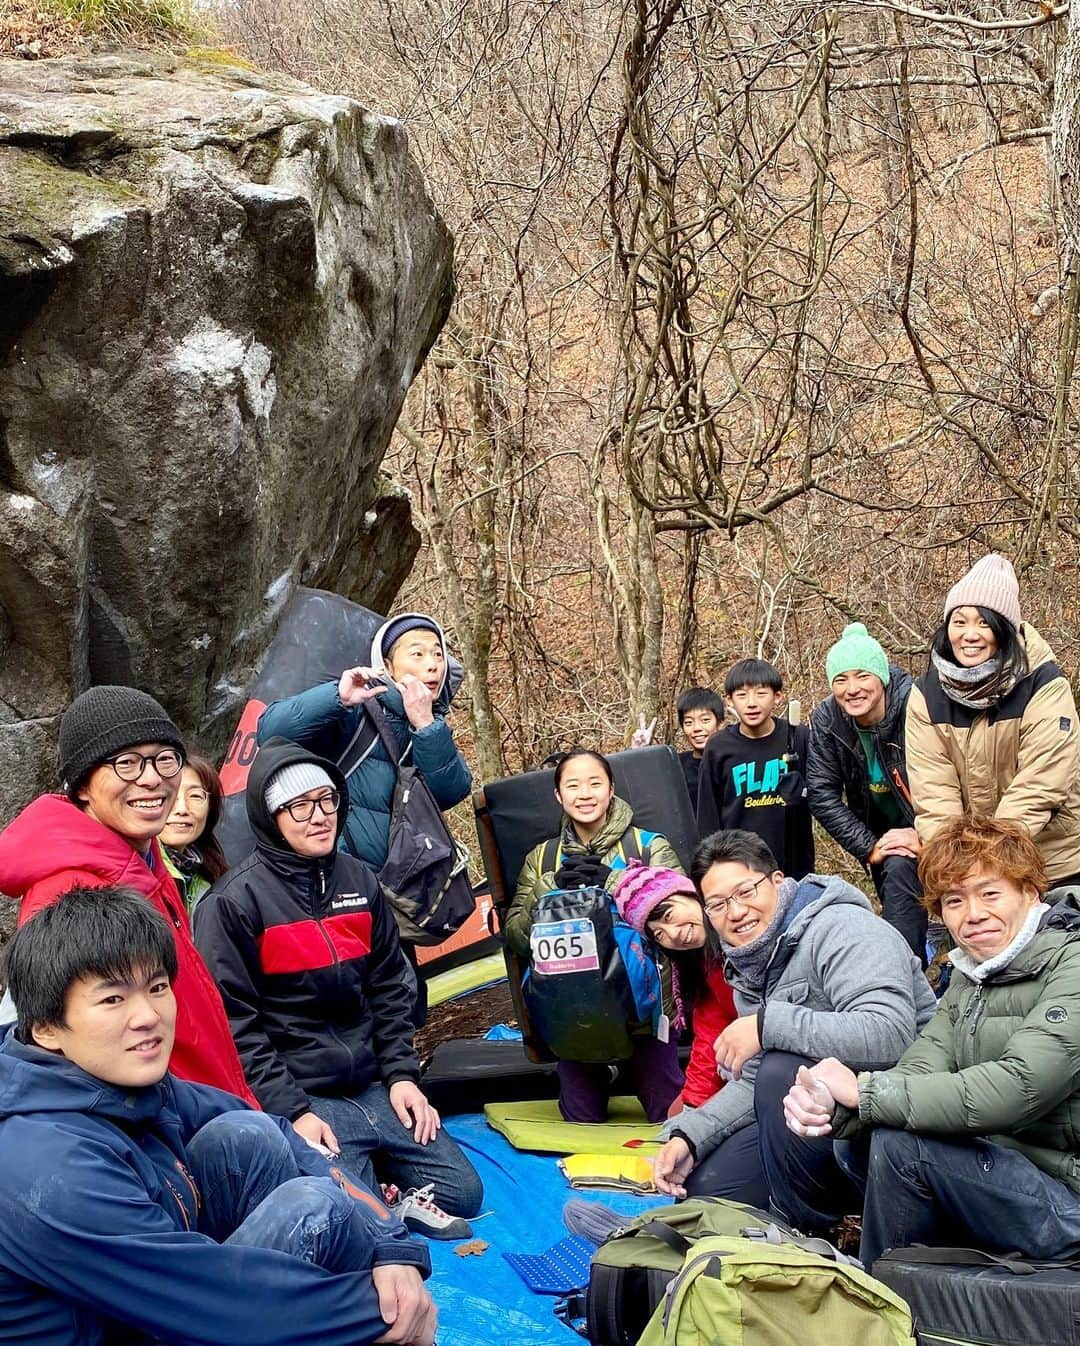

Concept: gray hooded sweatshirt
[[663, 873, 936, 1160]]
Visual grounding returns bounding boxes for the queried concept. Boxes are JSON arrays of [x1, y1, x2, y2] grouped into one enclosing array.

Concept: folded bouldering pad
[[422, 1039, 559, 1114], [557, 1152, 656, 1193], [484, 1097, 662, 1155]]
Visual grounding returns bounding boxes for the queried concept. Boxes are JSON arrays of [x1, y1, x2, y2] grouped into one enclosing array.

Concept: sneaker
[[393, 1183, 473, 1241]]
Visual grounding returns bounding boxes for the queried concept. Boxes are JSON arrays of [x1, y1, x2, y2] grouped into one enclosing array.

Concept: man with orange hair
[[783, 815, 1080, 1267]]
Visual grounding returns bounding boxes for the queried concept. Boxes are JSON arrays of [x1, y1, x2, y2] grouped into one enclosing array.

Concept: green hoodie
[[835, 913, 1080, 1192], [504, 795, 681, 956]]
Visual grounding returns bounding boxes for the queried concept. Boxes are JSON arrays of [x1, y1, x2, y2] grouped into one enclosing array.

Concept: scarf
[[163, 843, 205, 878], [720, 876, 800, 994], [931, 648, 1018, 711], [949, 901, 1049, 983]]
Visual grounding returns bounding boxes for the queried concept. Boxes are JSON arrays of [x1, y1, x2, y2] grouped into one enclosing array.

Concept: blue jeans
[[844, 1127, 1080, 1267], [185, 1111, 394, 1338], [310, 1084, 483, 1217]]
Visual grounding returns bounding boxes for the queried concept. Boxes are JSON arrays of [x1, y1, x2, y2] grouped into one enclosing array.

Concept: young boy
[[696, 659, 815, 878], [0, 886, 436, 1346], [675, 687, 725, 805]]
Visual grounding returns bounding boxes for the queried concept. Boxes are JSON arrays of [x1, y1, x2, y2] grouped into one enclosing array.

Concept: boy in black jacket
[[194, 739, 482, 1238], [696, 659, 815, 878]]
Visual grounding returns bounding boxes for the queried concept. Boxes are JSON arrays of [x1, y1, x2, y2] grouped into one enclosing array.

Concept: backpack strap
[[542, 837, 562, 876], [874, 1245, 1079, 1274], [363, 696, 409, 774], [640, 1220, 693, 1257]]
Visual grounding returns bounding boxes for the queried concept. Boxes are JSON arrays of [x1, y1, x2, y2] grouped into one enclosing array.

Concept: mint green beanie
[[825, 623, 890, 686]]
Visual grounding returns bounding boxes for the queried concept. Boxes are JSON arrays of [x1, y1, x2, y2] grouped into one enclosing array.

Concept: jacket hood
[[0, 793, 162, 900], [0, 1029, 171, 1126], [1020, 623, 1055, 673], [780, 871, 876, 944], [369, 612, 463, 713], [245, 738, 351, 856]]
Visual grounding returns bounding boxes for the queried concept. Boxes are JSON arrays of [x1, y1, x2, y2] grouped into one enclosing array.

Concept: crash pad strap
[[484, 1096, 662, 1156]]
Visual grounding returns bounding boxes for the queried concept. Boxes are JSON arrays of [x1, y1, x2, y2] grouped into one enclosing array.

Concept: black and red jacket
[[193, 739, 420, 1120]]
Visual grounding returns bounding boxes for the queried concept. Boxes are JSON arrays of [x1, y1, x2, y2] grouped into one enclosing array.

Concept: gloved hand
[[555, 853, 612, 890]]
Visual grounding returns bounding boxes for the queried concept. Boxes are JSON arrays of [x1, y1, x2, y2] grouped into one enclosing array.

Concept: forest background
[[206, 0, 1080, 794], [6, 0, 1080, 796]]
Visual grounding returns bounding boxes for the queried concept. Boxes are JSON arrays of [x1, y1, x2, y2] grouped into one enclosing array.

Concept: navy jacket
[[257, 676, 471, 872], [0, 1034, 428, 1346], [194, 740, 420, 1121]]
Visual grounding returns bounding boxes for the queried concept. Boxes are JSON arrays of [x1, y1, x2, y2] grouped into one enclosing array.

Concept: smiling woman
[[0, 685, 256, 1104]]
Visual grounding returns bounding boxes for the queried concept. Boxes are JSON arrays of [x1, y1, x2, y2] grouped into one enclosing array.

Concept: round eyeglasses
[[104, 749, 184, 782], [280, 790, 341, 823]]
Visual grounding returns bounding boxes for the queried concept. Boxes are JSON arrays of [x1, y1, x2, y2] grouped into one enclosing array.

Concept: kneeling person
[[653, 829, 934, 1231], [194, 739, 482, 1238], [784, 816, 1080, 1267], [0, 887, 435, 1346]]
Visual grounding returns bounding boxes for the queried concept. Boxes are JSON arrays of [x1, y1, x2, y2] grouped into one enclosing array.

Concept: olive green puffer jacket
[[835, 907, 1080, 1192], [504, 795, 682, 957]]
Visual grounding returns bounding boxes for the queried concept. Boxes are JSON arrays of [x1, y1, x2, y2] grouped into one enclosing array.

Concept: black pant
[[871, 854, 927, 966], [684, 1051, 861, 1230], [400, 940, 428, 1030]]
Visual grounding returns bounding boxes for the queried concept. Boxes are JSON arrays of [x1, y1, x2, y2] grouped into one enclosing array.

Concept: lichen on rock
[[0, 50, 452, 824]]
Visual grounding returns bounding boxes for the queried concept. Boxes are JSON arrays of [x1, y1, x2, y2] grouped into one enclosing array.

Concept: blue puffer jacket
[[0, 1033, 429, 1346], [257, 618, 472, 871]]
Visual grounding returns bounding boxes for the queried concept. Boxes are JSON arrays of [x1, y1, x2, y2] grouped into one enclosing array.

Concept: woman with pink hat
[[614, 861, 737, 1115], [906, 553, 1080, 886]]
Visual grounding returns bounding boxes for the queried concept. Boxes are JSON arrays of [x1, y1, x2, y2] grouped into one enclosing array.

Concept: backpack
[[582, 1199, 914, 1346], [523, 831, 664, 1062], [365, 698, 475, 945]]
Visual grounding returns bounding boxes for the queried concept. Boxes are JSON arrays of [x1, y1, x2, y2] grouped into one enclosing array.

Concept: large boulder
[[0, 50, 451, 825]]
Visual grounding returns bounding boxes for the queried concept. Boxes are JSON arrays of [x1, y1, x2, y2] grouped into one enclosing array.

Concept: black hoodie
[[193, 739, 419, 1121]]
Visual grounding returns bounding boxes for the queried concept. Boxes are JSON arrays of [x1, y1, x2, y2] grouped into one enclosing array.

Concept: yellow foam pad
[[483, 1096, 662, 1156]]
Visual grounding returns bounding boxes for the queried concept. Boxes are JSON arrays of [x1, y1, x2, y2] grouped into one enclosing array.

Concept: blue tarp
[[428, 1114, 671, 1344]]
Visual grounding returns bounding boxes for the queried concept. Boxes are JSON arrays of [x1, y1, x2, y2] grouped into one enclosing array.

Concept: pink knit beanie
[[613, 859, 696, 933], [944, 553, 1021, 631]]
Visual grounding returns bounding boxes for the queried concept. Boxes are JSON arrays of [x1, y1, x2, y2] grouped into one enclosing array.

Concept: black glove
[[555, 853, 612, 890]]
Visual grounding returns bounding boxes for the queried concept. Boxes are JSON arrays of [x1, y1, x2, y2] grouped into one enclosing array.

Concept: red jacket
[[0, 795, 256, 1106], [682, 963, 737, 1108]]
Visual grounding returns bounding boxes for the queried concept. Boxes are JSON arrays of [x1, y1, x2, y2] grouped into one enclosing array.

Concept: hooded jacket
[[834, 903, 1080, 1192], [905, 625, 1080, 882], [0, 1034, 428, 1346], [256, 613, 472, 872], [664, 873, 936, 1160], [193, 739, 420, 1121], [0, 795, 255, 1105], [505, 795, 683, 956], [807, 665, 915, 864]]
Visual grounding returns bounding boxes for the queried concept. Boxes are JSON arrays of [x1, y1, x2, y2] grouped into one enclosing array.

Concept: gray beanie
[[265, 762, 336, 815], [59, 686, 184, 791]]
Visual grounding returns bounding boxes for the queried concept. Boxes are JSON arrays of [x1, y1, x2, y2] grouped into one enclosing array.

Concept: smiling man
[[0, 685, 254, 1102], [807, 623, 928, 962], [193, 739, 482, 1240], [652, 829, 934, 1232], [784, 815, 1080, 1268], [0, 886, 435, 1346]]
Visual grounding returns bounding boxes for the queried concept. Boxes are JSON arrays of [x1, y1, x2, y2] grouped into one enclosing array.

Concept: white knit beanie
[[264, 762, 336, 814], [943, 553, 1021, 631]]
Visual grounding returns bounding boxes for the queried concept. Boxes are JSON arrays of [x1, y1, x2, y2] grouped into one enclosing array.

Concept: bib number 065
[[530, 918, 600, 974]]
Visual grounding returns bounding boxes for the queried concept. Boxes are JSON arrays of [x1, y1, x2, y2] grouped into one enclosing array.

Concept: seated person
[[783, 815, 1080, 1267], [194, 739, 482, 1238], [612, 860, 736, 1112], [505, 747, 685, 1123], [0, 886, 435, 1346], [653, 828, 935, 1232]]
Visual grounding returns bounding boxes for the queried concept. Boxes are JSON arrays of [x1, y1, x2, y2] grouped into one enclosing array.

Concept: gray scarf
[[931, 648, 1017, 711], [721, 876, 800, 994]]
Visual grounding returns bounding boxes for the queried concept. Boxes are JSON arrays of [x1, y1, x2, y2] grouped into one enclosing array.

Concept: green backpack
[[585, 1199, 915, 1346]]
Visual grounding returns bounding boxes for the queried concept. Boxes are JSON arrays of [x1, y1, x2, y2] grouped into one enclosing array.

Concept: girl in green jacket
[[506, 748, 684, 1122]]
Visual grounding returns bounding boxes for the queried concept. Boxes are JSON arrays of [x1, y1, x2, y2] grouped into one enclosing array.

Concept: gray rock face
[[0, 51, 451, 825]]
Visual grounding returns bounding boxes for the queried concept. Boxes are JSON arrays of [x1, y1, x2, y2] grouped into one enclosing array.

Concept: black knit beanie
[[59, 686, 185, 791]]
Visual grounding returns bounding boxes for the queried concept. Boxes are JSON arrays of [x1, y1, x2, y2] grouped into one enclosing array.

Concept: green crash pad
[[484, 1096, 662, 1156]]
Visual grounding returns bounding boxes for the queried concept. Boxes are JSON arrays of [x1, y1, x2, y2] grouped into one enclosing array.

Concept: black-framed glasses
[[104, 749, 184, 782], [280, 790, 341, 822], [703, 874, 770, 918]]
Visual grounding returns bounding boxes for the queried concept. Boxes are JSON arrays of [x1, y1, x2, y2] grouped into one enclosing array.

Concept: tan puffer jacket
[[906, 625, 1080, 882]]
